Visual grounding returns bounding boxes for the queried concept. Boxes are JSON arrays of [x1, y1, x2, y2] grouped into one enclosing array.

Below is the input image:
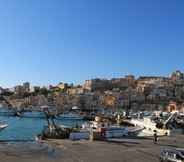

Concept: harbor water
[[0, 115, 84, 141]]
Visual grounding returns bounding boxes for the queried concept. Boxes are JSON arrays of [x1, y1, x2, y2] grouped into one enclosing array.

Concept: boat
[[0, 123, 8, 131], [56, 112, 83, 120], [39, 113, 72, 139], [160, 148, 184, 162], [127, 126, 145, 136], [0, 108, 17, 116], [82, 116, 130, 139], [20, 111, 45, 119], [130, 117, 170, 136]]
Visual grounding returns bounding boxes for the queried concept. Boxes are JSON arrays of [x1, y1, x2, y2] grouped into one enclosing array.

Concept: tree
[[39, 87, 49, 96]]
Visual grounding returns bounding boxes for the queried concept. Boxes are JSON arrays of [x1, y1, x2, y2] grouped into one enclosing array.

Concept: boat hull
[[0, 124, 8, 131]]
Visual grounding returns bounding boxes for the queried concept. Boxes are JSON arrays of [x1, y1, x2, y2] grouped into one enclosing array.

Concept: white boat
[[130, 117, 170, 136], [56, 112, 83, 120], [0, 123, 8, 131], [82, 119, 129, 138], [127, 126, 145, 135], [128, 112, 181, 137], [160, 148, 184, 162]]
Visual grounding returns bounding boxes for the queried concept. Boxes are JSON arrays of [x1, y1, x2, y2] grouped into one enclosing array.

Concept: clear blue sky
[[0, 0, 184, 87]]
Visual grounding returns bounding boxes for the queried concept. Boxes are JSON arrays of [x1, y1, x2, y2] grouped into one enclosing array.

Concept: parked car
[[160, 148, 184, 162]]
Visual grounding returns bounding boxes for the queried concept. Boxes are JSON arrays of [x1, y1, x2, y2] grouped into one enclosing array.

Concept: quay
[[41, 134, 184, 162], [0, 134, 183, 162]]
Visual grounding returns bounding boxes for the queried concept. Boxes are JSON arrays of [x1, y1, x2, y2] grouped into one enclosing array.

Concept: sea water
[[0, 115, 84, 141]]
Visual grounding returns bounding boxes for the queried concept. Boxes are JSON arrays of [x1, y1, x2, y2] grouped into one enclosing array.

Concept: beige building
[[67, 86, 84, 95], [23, 82, 30, 92], [57, 82, 68, 91], [84, 76, 135, 92], [111, 78, 129, 89], [83, 79, 110, 92], [14, 85, 25, 96]]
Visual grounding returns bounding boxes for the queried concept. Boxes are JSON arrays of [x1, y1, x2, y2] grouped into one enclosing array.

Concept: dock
[[42, 134, 184, 162]]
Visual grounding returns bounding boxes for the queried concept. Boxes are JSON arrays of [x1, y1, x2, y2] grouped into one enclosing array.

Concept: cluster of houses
[[0, 70, 184, 114]]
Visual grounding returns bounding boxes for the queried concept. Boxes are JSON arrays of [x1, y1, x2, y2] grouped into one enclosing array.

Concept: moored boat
[[56, 112, 83, 120], [130, 117, 170, 136], [0, 123, 8, 131], [20, 111, 45, 119]]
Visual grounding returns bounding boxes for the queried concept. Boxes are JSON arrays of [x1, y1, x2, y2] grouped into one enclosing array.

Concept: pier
[[43, 134, 184, 162]]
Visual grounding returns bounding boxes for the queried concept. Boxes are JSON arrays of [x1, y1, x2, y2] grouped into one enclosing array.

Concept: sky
[[0, 0, 184, 87]]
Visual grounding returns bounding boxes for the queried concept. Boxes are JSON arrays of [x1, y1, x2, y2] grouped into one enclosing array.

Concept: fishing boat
[[56, 112, 83, 120], [127, 126, 145, 136], [0, 108, 16, 116], [38, 112, 72, 140], [20, 111, 45, 119], [130, 117, 170, 136], [82, 116, 130, 139], [132, 111, 182, 136]]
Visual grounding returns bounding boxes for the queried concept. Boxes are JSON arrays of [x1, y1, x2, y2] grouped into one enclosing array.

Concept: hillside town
[[0, 70, 183, 162], [0, 70, 184, 114]]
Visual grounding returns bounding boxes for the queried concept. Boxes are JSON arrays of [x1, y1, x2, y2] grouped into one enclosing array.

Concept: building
[[30, 86, 40, 93], [166, 101, 178, 112], [23, 82, 30, 92], [83, 75, 136, 92], [171, 70, 184, 81], [110, 77, 133, 89], [137, 76, 168, 85], [83, 79, 110, 92], [136, 76, 169, 93], [57, 82, 68, 91], [0, 87, 5, 94], [14, 85, 25, 96], [67, 86, 84, 95]]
